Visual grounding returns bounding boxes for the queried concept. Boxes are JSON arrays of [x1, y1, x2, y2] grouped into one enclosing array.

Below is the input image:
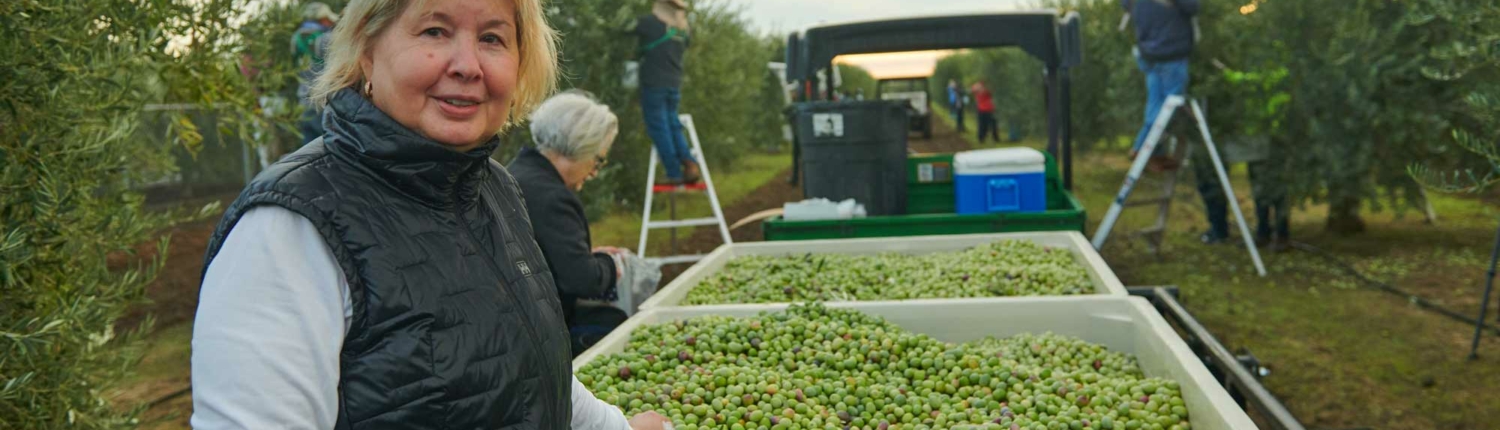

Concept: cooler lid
[[954, 147, 1046, 174]]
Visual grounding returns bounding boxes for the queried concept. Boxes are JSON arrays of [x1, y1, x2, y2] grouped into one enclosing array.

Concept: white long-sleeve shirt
[[191, 206, 631, 430]]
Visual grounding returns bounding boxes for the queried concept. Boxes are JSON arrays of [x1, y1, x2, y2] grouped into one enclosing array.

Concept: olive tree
[[0, 0, 272, 426]]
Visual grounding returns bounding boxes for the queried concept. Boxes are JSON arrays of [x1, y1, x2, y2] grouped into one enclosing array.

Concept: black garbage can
[[793, 101, 909, 216]]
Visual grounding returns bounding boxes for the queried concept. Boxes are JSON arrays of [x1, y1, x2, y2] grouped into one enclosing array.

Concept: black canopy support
[[785, 11, 1083, 190]]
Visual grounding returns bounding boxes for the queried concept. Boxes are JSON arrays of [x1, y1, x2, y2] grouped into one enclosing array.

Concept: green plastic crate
[[765, 151, 1086, 241], [906, 154, 956, 214]]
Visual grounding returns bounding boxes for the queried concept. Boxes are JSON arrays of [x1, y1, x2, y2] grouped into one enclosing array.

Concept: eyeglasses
[[589, 154, 608, 176]]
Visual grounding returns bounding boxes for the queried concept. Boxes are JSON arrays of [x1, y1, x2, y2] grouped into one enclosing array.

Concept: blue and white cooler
[[954, 147, 1047, 214]]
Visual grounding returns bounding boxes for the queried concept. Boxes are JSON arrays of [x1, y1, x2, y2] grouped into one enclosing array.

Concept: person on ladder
[[631, 0, 700, 186], [1122, 0, 1198, 173], [1124, 0, 1237, 244]]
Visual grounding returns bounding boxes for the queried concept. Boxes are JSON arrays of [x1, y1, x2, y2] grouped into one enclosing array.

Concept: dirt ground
[[117, 218, 223, 331]]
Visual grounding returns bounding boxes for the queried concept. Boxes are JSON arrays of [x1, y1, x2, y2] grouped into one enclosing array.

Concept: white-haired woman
[[192, 0, 667, 428], [506, 91, 629, 353]]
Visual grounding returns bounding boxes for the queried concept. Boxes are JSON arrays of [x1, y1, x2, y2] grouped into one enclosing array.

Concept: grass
[[589, 151, 791, 251], [110, 324, 194, 429], [1073, 152, 1500, 429]]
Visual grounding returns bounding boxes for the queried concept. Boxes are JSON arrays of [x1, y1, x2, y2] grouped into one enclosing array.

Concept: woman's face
[[362, 0, 519, 151], [562, 130, 615, 192]]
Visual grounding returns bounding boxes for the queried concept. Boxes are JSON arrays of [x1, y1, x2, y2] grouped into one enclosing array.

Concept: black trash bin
[[793, 101, 909, 216]]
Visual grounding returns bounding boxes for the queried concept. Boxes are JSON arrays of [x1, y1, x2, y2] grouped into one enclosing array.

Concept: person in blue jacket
[[1123, 0, 1198, 160], [1124, 0, 1230, 244], [947, 80, 966, 132]]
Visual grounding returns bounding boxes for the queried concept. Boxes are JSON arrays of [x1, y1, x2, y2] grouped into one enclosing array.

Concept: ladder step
[[646, 218, 722, 229], [647, 254, 709, 265], [1124, 197, 1173, 207], [1135, 226, 1166, 235], [652, 183, 708, 193]]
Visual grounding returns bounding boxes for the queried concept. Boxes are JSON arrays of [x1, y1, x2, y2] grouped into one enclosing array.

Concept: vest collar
[[323, 89, 498, 210]]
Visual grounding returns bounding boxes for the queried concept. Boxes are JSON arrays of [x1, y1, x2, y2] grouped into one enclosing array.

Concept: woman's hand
[[628, 411, 673, 430]]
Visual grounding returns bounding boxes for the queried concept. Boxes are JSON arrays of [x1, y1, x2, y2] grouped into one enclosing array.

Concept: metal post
[[1470, 218, 1500, 360], [669, 192, 677, 256], [637, 147, 660, 256], [241, 134, 254, 186], [1061, 66, 1074, 191], [1188, 98, 1267, 276], [1044, 67, 1059, 162]]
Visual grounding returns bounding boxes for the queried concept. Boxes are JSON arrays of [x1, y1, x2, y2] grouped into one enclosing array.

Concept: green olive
[[577, 305, 1191, 429]]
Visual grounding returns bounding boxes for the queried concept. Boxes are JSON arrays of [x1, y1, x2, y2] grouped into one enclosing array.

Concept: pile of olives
[[684, 241, 1093, 305], [578, 305, 1192, 430]]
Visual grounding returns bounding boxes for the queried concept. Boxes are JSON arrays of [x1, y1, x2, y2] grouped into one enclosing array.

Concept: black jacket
[[635, 14, 689, 89], [1123, 0, 1200, 62], [202, 89, 572, 429], [508, 147, 617, 326]]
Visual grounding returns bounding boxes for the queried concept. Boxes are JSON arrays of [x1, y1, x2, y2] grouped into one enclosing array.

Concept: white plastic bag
[[782, 198, 866, 221], [608, 251, 661, 315]]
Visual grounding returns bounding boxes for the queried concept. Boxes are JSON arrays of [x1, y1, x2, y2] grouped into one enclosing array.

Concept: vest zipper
[[451, 197, 554, 380]]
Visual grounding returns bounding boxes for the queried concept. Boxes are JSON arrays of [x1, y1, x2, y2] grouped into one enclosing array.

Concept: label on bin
[[917, 162, 952, 183], [812, 113, 844, 137]]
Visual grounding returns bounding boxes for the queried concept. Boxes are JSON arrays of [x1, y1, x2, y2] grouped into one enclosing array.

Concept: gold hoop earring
[[363, 81, 373, 97]]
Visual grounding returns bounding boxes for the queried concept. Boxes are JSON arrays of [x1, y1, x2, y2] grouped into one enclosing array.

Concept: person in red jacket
[[971, 81, 999, 143]]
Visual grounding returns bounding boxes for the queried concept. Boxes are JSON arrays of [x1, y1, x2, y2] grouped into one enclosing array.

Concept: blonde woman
[[191, 1, 668, 428]]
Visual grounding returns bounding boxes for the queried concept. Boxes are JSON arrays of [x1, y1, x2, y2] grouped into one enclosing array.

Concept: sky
[[733, 0, 1032, 78]]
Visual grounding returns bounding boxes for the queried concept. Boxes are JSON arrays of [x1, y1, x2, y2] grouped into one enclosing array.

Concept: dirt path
[[117, 219, 221, 331], [908, 119, 975, 154]]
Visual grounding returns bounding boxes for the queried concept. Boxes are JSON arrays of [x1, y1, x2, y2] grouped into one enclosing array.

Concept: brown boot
[[681, 160, 702, 184]]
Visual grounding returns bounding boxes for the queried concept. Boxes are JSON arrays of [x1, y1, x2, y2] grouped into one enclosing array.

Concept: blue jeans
[[1132, 57, 1190, 152], [640, 87, 694, 179]]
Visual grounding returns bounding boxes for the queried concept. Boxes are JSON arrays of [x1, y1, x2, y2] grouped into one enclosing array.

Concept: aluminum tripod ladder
[[1091, 95, 1267, 276], [637, 114, 733, 265], [1128, 138, 1194, 255]]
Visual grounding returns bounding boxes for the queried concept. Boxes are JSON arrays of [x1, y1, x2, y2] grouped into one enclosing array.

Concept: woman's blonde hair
[[308, 0, 558, 130]]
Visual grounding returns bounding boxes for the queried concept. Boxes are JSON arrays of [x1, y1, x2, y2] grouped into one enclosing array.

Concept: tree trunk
[[1326, 198, 1367, 235]]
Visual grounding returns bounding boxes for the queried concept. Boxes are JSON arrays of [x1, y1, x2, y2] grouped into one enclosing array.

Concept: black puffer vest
[[202, 89, 572, 429]]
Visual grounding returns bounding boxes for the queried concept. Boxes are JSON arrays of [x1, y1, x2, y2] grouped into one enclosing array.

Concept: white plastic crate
[[574, 297, 1258, 430], [638, 231, 1127, 309]]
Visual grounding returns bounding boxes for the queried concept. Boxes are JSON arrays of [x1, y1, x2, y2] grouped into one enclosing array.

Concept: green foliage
[[1407, 2, 1500, 194], [962, 0, 1500, 230], [497, 0, 786, 219], [932, 48, 1050, 139], [833, 64, 876, 100], [0, 0, 263, 427]]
